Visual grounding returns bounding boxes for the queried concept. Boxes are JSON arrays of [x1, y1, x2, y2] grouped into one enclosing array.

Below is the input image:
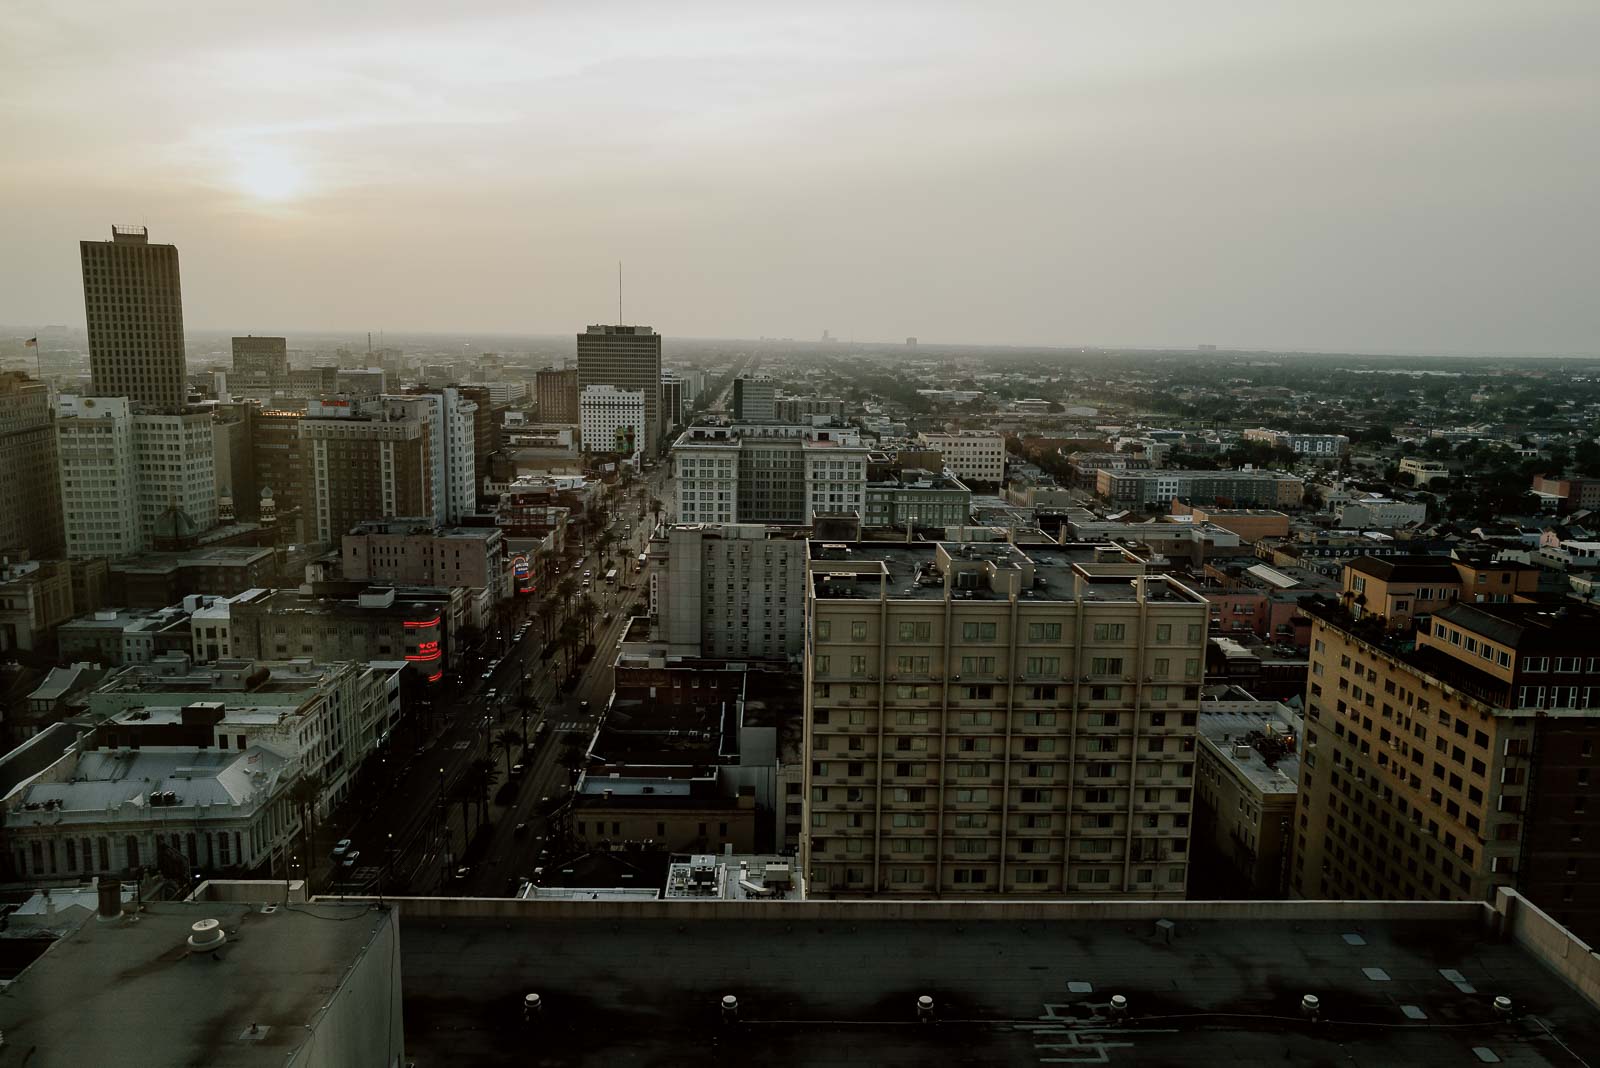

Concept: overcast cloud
[[3, 0, 1597, 352]]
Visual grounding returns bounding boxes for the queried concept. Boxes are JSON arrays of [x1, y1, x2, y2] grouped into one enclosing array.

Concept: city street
[[310, 465, 671, 898]]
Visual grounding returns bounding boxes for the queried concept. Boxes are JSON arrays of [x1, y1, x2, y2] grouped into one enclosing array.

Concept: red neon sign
[[426, 670, 443, 682], [403, 616, 441, 629], [405, 639, 442, 662]]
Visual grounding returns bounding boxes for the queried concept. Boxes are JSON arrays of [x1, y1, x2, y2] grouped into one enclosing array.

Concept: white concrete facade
[[580, 384, 646, 459], [918, 430, 1006, 484]]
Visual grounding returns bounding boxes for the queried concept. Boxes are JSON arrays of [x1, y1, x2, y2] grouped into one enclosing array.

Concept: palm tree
[[595, 529, 614, 574], [493, 728, 524, 778], [465, 757, 500, 833], [575, 592, 599, 642], [558, 617, 585, 677], [555, 575, 579, 621], [649, 495, 664, 528], [517, 696, 538, 741], [287, 771, 322, 884]]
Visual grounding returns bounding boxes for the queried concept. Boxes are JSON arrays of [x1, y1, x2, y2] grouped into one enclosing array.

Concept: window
[[1093, 623, 1126, 641], [1187, 624, 1202, 642], [815, 655, 831, 675], [960, 656, 997, 675], [1028, 622, 1062, 641], [962, 621, 998, 641], [850, 621, 867, 640], [1091, 657, 1124, 676], [849, 655, 867, 677], [898, 621, 932, 641], [1156, 624, 1172, 642], [816, 621, 831, 641], [1025, 656, 1060, 676]]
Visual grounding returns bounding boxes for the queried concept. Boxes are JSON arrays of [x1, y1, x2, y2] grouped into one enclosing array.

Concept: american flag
[[24, 337, 37, 348]]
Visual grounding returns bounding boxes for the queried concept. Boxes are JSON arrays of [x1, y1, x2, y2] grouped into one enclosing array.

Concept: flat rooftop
[[0, 901, 394, 1068], [810, 542, 1205, 604], [392, 896, 1600, 1067], [1197, 707, 1301, 794]]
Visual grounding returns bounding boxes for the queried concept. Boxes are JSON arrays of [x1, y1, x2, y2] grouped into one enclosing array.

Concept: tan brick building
[[1296, 594, 1600, 942], [804, 540, 1210, 897]]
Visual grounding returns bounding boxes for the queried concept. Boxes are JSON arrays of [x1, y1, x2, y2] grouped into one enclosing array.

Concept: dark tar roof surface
[[401, 910, 1600, 1067]]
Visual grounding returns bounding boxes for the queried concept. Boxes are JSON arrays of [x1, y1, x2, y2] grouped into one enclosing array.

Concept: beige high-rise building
[[577, 325, 662, 457], [300, 398, 437, 545], [80, 226, 187, 412], [804, 540, 1210, 897], [0, 372, 64, 556]]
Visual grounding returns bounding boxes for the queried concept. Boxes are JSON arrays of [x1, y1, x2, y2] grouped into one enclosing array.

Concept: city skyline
[[4, 2, 1599, 354]]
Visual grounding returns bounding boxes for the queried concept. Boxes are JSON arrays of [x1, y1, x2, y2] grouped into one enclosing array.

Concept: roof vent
[[187, 918, 226, 955]]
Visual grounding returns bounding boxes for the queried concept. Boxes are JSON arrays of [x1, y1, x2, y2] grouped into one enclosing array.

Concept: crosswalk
[[556, 721, 591, 733]]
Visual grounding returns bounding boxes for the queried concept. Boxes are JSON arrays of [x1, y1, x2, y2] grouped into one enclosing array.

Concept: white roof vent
[[187, 918, 226, 954]]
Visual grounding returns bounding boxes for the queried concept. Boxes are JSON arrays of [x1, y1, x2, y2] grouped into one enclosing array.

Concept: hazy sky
[[4, 1, 1598, 352]]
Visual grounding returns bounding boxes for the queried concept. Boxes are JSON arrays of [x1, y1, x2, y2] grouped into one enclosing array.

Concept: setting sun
[[230, 143, 308, 203]]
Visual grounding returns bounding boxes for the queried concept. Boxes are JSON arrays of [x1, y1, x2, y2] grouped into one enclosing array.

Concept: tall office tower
[[456, 385, 497, 498], [300, 397, 437, 545], [661, 372, 684, 434], [732, 375, 777, 423], [398, 387, 477, 522], [577, 325, 662, 457], [535, 368, 579, 423], [803, 541, 1211, 898], [253, 408, 308, 541], [1296, 592, 1600, 942], [0, 373, 65, 556], [80, 226, 188, 411], [580, 384, 646, 458], [55, 396, 141, 559], [231, 336, 289, 391], [132, 408, 217, 544]]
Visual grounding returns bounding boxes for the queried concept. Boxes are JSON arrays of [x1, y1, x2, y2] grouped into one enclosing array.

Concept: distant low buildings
[[1242, 428, 1349, 457], [1096, 468, 1304, 509], [916, 429, 1006, 484], [671, 424, 869, 525]]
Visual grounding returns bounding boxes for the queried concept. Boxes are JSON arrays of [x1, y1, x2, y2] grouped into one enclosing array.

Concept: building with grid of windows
[[80, 226, 188, 412], [1295, 593, 1600, 943], [803, 540, 1211, 897], [671, 424, 868, 525], [577, 325, 663, 457], [650, 523, 808, 659]]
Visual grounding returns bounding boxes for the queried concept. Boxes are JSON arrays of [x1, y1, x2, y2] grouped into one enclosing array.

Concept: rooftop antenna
[[618, 260, 623, 325]]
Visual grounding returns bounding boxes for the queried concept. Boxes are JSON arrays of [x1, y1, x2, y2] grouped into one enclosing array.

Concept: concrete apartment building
[[579, 383, 646, 458], [577, 325, 663, 457], [1296, 595, 1600, 942], [0, 372, 64, 557], [863, 469, 972, 529], [535, 367, 579, 423], [1339, 554, 1541, 631], [80, 226, 187, 411], [917, 430, 1006, 484], [300, 396, 436, 545], [53, 396, 141, 559], [774, 395, 847, 424], [229, 335, 288, 391], [672, 424, 869, 525], [1242, 428, 1349, 457], [732, 374, 777, 423], [342, 521, 507, 599], [1193, 701, 1300, 897], [650, 523, 808, 659], [0, 557, 77, 653], [129, 407, 218, 542], [1097, 468, 1305, 509], [803, 540, 1211, 897]]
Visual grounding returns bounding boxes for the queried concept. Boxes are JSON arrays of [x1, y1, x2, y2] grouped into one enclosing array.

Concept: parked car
[[579, 700, 591, 713], [514, 822, 529, 837], [480, 670, 493, 680], [331, 839, 353, 859], [341, 850, 361, 869], [510, 763, 526, 778]]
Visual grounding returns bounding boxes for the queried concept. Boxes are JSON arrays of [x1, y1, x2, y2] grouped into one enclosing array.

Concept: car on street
[[579, 699, 590, 713], [454, 866, 471, 881], [480, 670, 493, 680], [510, 763, 526, 778], [514, 821, 529, 836], [332, 839, 353, 858], [486, 688, 498, 701], [341, 850, 361, 869]]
